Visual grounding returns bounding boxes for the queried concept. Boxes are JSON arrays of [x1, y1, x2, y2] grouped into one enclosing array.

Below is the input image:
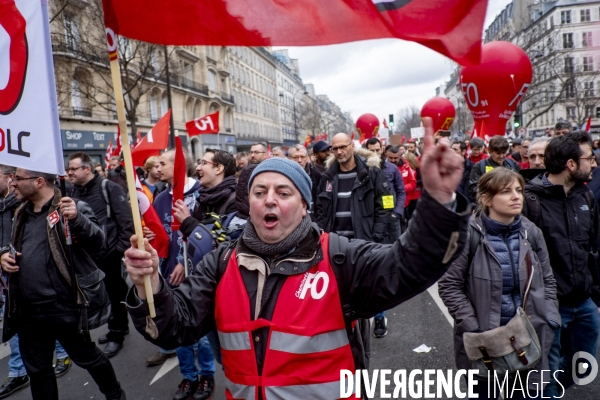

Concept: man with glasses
[[236, 143, 268, 220], [0, 169, 125, 400], [311, 141, 331, 173], [67, 152, 134, 358], [522, 131, 600, 397], [288, 145, 322, 222]]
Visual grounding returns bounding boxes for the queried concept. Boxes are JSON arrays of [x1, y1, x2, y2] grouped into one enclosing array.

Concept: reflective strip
[[266, 380, 346, 400], [269, 329, 349, 354], [218, 331, 251, 351], [337, 191, 352, 198], [225, 377, 255, 400]]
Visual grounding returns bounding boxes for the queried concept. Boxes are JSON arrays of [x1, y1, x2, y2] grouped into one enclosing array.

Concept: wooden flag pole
[[105, 28, 155, 317]]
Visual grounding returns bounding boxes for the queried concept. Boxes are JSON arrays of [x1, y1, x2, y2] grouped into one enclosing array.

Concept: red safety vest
[[214, 232, 355, 399]]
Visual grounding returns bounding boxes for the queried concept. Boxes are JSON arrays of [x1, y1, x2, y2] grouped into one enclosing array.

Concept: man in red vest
[[123, 119, 470, 399]]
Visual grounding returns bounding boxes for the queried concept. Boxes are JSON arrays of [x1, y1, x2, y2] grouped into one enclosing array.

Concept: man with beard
[[522, 131, 600, 397], [311, 141, 331, 174]]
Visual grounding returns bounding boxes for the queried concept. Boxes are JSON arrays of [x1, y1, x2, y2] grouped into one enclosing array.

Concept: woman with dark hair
[[439, 168, 559, 399]]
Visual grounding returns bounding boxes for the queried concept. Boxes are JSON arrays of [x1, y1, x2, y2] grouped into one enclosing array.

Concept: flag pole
[[105, 29, 156, 317]]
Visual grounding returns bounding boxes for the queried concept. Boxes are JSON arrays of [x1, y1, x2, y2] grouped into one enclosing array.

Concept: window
[[561, 10, 571, 24], [208, 70, 218, 91], [596, 107, 600, 119], [567, 107, 576, 118], [582, 32, 593, 47], [584, 82, 594, 97], [564, 57, 574, 73], [149, 92, 160, 122], [581, 9, 591, 22], [583, 56, 594, 72], [183, 62, 193, 80], [586, 106, 594, 116], [565, 82, 575, 98], [563, 33, 573, 48], [71, 79, 83, 109], [64, 14, 80, 51]]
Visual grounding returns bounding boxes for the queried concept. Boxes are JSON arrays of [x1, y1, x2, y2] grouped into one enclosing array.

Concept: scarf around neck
[[243, 214, 313, 257]]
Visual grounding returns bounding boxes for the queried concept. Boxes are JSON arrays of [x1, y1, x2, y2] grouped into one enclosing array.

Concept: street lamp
[[280, 87, 308, 144]]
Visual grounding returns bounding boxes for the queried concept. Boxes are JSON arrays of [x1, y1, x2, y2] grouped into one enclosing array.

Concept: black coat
[[457, 158, 475, 203], [316, 149, 392, 243], [126, 191, 471, 371], [235, 163, 258, 220], [0, 193, 21, 248], [70, 173, 134, 257], [523, 176, 600, 307]]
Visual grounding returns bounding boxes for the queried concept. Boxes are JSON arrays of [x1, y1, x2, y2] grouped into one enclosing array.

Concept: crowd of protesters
[[0, 119, 599, 399]]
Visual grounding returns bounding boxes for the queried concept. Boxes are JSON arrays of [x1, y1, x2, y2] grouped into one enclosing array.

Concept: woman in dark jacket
[[439, 168, 560, 399]]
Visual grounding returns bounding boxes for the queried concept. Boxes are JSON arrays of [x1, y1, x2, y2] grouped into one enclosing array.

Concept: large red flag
[[132, 110, 171, 166], [171, 136, 186, 233], [102, 0, 486, 66], [186, 111, 219, 136]]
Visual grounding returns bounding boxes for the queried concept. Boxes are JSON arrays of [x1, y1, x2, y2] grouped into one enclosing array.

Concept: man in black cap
[[312, 140, 331, 174]]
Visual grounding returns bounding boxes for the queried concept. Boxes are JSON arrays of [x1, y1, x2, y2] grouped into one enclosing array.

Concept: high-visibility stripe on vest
[[215, 232, 355, 399]]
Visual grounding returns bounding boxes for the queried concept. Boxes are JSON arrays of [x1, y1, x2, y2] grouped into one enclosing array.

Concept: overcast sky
[[274, 0, 513, 123]]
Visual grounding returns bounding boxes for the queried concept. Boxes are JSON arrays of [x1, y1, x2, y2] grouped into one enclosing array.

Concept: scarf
[[199, 175, 237, 207], [243, 214, 313, 256]]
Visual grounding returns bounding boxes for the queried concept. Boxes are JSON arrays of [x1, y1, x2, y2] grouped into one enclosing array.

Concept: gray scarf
[[243, 215, 313, 256]]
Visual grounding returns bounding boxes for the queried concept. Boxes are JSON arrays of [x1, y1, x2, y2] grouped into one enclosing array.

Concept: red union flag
[[102, 0, 487, 66], [132, 110, 171, 166], [186, 111, 219, 136]]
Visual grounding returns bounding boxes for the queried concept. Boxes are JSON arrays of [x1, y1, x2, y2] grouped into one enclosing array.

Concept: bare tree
[[394, 105, 421, 136], [50, 0, 173, 137]]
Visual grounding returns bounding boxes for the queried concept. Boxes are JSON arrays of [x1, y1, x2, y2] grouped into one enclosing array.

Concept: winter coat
[[1, 189, 109, 341], [0, 193, 21, 248], [469, 157, 521, 201], [523, 175, 600, 306], [438, 213, 560, 389], [70, 173, 134, 257], [381, 160, 406, 217], [235, 163, 258, 220], [153, 178, 202, 285], [126, 191, 471, 372], [305, 163, 323, 222], [457, 158, 475, 203], [316, 148, 393, 243], [398, 160, 416, 208]]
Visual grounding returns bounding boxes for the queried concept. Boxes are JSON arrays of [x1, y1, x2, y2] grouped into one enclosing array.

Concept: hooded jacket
[[523, 175, 600, 306], [438, 213, 559, 389], [126, 191, 471, 377], [316, 148, 393, 243]]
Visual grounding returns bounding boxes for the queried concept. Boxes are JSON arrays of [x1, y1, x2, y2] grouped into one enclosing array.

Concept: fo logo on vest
[[296, 272, 329, 300]]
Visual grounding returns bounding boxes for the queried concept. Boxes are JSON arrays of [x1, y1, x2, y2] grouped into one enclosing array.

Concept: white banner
[[0, 0, 64, 175], [410, 127, 424, 139]]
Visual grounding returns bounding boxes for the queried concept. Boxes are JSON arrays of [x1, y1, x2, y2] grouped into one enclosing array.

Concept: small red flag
[[171, 136, 186, 232], [186, 111, 219, 136], [383, 119, 389, 129], [105, 139, 113, 166], [267, 144, 272, 157], [112, 126, 122, 158], [135, 128, 142, 146], [132, 110, 171, 166], [136, 176, 169, 258], [585, 116, 592, 132]]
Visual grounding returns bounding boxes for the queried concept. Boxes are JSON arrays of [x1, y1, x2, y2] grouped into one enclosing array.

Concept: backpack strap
[[523, 193, 541, 227], [101, 179, 111, 219], [218, 191, 236, 216], [467, 225, 482, 270]]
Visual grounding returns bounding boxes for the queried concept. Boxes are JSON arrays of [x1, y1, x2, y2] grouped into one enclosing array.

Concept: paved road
[[1, 286, 598, 399]]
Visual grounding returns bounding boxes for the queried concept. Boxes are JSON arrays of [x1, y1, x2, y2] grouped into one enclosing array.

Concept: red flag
[[171, 136, 186, 233], [303, 135, 312, 148], [112, 126, 122, 157], [267, 144, 272, 157], [351, 131, 355, 141], [105, 139, 113, 166], [135, 128, 142, 147], [186, 111, 220, 136], [585, 116, 592, 132], [383, 119, 389, 129], [136, 177, 169, 258], [132, 110, 171, 166], [102, 0, 487, 66]]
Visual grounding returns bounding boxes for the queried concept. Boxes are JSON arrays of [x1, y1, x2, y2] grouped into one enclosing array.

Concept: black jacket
[[235, 163, 258, 220], [469, 157, 521, 200], [523, 176, 600, 306], [1, 189, 109, 341], [70, 173, 134, 257], [458, 158, 475, 203], [1, 193, 21, 248], [126, 191, 470, 371], [316, 148, 392, 242], [305, 163, 323, 222]]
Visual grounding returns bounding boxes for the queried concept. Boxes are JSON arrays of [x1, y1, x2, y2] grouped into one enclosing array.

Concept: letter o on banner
[[311, 272, 329, 300], [105, 27, 117, 52]]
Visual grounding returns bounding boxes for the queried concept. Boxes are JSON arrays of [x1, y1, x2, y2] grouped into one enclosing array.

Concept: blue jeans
[[8, 335, 68, 377], [375, 311, 386, 319], [544, 297, 600, 398], [176, 336, 216, 381]]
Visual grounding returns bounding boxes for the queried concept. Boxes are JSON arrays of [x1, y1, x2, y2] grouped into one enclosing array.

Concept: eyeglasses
[[331, 143, 351, 152], [198, 160, 219, 167], [13, 176, 40, 182], [580, 155, 597, 163], [249, 151, 266, 155], [66, 166, 84, 172]]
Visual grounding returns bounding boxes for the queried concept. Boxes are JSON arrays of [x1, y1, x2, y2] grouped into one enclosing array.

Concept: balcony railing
[[221, 92, 235, 104], [181, 78, 209, 95], [52, 34, 109, 66], [72, 107, 92, 117]]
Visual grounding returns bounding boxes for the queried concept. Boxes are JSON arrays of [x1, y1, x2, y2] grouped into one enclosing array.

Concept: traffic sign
[[517, 127, 527, 136]]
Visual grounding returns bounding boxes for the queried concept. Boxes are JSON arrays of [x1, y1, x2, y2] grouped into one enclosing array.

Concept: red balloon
[[460, 41, 532, 136], [356, 113, 380, 141], [421, 98, 456, 132]]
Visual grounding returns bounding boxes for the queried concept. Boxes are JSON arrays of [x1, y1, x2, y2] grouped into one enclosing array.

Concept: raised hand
[[124, 235, 160, 298], [420, 117, 463, 204]]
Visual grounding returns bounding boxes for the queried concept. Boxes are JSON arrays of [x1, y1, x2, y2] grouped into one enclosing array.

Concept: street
[[1, 284, 598, 399]]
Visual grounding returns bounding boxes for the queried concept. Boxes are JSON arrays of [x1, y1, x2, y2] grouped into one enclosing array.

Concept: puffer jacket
[[316, 148, 393, 243], [438, 213, 560, 390], [480, 213, 522, 326], [1, 188, 109, 341], [1, 193, 21, 248], [127, 191, 471, 375]]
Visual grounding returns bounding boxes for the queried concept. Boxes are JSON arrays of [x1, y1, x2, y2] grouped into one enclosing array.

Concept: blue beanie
[[249, 158, 312, 206]]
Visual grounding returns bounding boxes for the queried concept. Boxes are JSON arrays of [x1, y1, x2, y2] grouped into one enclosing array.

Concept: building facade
[[273, 49, 306, 148]]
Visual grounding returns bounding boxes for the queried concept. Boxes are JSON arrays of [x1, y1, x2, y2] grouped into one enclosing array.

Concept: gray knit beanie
[[248, 158, 312, 205]]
